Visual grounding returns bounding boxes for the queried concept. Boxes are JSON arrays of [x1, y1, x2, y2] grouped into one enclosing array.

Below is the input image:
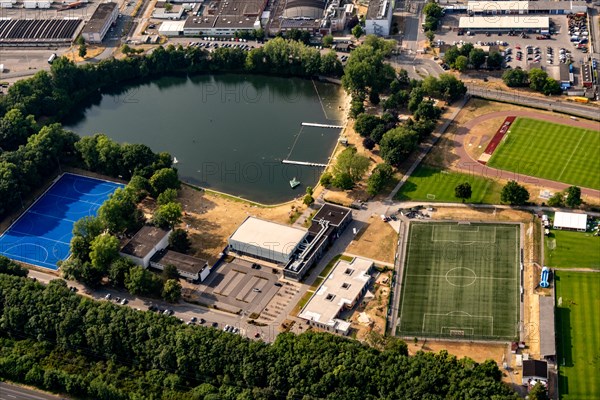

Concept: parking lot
[[436, 14, 591, 84], [197, 258, 297, 317]]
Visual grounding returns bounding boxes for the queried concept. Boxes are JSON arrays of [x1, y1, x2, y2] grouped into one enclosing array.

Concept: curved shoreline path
[[455, 110, 600, 199]]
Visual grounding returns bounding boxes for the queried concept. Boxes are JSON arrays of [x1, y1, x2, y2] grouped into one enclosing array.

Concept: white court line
[[0, 249, 59, 269], [45, 192, 106, 207], [26, 210, 78, 224], [3, 230, 71, 246], [556, 131, 587, 181], [407, 274, 516, 281]]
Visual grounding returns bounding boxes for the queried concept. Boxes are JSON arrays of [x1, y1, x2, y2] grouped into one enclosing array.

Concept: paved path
[[455, 110, 600, 199], [0, 382, 64, 400]]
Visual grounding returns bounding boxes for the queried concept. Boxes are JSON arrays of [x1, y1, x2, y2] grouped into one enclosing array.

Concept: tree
[[98, 188, 140, 234], [163, 279, 182, 302], [528, 68, 549, 92], [501, 180, 529, 205], [413, 100, 441, 121], [454, 182, 472, 202], [363, 137, 376, 150], [108, 257, 135, 287], [379, 127, 419, 166], [0, 255, 28, 277], [565, 186, 582, 208], [487, 51, 503, 69], [162, 264, 179, 280], [468, 48, 486, 69], [322, 34, 333, 48], [320, 171, 333, 186], [149, 168, 180, 197], [367, 163, 394, 196], [0, 109, 38, 151], [502, 68, 529, 87], [437, 74, 467, 102], [154, 202, 183, 229], [354, 114, 383, 137], [408, 87, 425, 113], [352, 25, 364, 40], [303, 194, 314, 205], [157, 188, 178, 206], [547, 192, 565, 207], [331, 172, 354, 190], [305, 186, 313, 196], [425, 30, 435, 44], [164, 2, 173, 11], [332, 147, 370, 184], [78, 43, 87, 59], [528, 382, 549, 400], [444, 46, 461, 67], [71, 216, 105, 261], [169, 229, 191, 253], [543, 77, 562, 95], [127, 175, 151, 202], [125, 265, 162, 296], [89, 234, 120, 271], [454, 55, 468, 72]]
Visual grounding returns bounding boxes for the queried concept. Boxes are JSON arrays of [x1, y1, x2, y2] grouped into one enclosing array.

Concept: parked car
[[120, 298, 128, 305], [105, 293, 112, 300]]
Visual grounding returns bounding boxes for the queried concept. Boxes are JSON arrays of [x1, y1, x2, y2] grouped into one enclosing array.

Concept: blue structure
[[0, 173, 123, 270], [540, 267, 550, 288]]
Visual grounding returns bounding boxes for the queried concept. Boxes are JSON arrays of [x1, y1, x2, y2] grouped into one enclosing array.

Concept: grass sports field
[[545, 230, 600, 270], [487, 118, 600, 189], [394, 164, 502, 203], [556, 272, 600, 399], [397, 222, 520, 340]]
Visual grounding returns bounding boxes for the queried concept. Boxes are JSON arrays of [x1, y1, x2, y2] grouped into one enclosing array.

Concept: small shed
[[522, 359, 548, 386], [553, 212, 587, 231]]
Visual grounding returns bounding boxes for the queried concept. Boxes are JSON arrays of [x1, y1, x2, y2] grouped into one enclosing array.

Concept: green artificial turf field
[[556, 272, 600, 399], [397, 222, 520, 340], [394, 164, 502, 203], [545, 230, 600, 270], [487, 118, 600, 190]]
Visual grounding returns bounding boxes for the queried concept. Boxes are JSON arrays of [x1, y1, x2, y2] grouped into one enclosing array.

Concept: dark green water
[[65, 74, 346, 204]]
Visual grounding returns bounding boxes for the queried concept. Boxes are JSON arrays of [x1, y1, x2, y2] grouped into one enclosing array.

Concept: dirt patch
[[346, 218, 397, 264], [177, 186, 304, 264], [352, 271, 392, 341], [431, 206, 532, 223], [465, 116, 513, 160], [409, 339, 507, 365], [64, 46, 106, 62]]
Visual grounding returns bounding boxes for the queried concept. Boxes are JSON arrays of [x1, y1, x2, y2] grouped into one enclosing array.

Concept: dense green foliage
[[454, 182, 472, 202], [502, 68, 562, 95], [331, 147, 370, 189], [0, 255, 28, 277], [500, 180, 530, 205], [0, 275, 518, 399]]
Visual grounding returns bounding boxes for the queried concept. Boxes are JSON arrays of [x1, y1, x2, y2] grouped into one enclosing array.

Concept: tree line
[[0, 274, 519, 400], [502, 68, 562, 96]]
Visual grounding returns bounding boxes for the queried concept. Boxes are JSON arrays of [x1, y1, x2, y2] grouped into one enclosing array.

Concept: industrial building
[[159, 20, 186, 36], [458, 15, 550, 33], [522, 359, 549, 387], [183, 0, 265, 36], [121, 225, 211, 282], [547, 64, 572, 89], [539, 295, 556, 361], [299, 257, 373, 335], [81, 2, 118, 43], [446, 0, 588, 15], [0, 18, 82, 46], [228, 204, 352, 281], [365, 0, 393, 36]]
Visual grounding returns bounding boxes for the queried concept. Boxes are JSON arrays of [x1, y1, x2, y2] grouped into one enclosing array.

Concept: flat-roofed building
[[183, 0, 265, 36], [228, 217, 309, 264], [150, 249, 210, 282], [467, 1, 528, 14], [459, 15, 549, 33], [120, 226, 171, 267], [159, 20, 186, 36], [553, 211, 587, 231], [299, 257, 373, 335], [539, 295, 556, 360], [365, 0, 393, 36], [81, 2, 118, 43]]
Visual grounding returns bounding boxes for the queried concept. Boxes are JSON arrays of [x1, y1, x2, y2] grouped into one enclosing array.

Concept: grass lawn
[[487, 118, 600, 189], [545, 230, 600, 270], [394, 164, 503, 203], [397, 222, 520, 340], [556, 272, 600, 400]]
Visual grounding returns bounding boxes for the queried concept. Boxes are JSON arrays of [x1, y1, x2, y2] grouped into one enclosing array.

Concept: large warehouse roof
[[229, 217, 307, 261], [459, 15, 549, 29], [81, 2, 117, 35], [283, 0, 325, 19], [553, 212, 587, 230], [467, 1, 528, 13]]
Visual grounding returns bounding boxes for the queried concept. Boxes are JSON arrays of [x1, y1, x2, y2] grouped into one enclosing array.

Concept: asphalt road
[[0, 382, 63, 400]]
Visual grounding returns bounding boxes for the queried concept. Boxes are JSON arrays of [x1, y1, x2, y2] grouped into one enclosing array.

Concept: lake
[[65, 74, 346, 204]]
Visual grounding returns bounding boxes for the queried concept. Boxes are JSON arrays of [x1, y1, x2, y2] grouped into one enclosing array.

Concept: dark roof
[[312, 204, 351, 227], [121, 226, 170, 258], [523, 360, 548, 379], [286, 0, 325, 9], [366, 0, 391, 20], [539, 296, 556, 357], [151, 250, 208, 276], [82, 3, 117, 35]]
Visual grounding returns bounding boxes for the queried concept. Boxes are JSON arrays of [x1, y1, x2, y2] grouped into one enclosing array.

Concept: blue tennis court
[[0, 173, 124, 270]]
